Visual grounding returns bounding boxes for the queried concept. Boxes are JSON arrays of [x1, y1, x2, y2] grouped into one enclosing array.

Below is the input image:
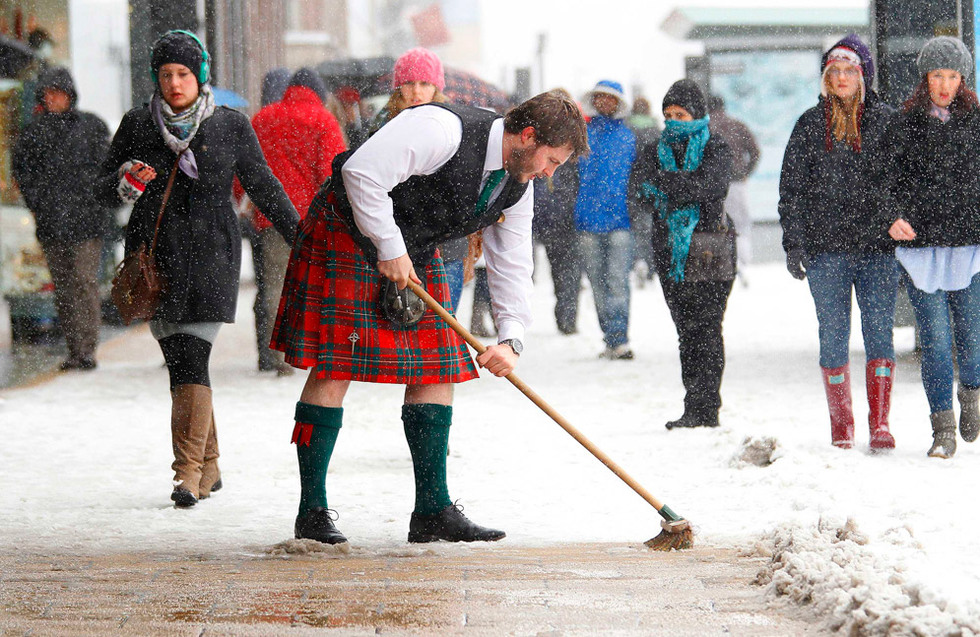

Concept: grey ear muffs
[[379, 279, 426, 327]]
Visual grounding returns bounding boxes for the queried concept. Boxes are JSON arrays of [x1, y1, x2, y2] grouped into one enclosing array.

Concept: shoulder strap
[[148, 154, 182, 257]]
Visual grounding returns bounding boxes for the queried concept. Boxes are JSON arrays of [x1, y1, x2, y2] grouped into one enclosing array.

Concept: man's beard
[[505, 144, 537, 182]]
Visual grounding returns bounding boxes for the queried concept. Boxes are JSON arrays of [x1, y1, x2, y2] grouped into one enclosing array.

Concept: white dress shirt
[[340, 105, 534, 342]]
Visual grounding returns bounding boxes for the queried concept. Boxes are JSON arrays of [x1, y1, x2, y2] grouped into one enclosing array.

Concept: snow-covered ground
[[1, 255, 978, 634]]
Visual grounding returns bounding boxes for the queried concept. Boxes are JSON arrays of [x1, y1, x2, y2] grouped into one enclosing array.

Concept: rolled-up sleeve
[[482, 181, 535, 342]]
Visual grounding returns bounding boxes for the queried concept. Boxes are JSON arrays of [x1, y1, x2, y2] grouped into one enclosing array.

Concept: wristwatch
[[499, 338, 523, 356]]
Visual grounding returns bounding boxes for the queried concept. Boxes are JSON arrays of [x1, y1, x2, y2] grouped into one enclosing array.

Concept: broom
[[407, 280, 694, 550]]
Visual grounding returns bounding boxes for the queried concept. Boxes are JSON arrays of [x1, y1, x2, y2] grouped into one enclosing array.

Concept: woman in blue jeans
[[885, 36, 980, 459], [778, 35, 898, 450]]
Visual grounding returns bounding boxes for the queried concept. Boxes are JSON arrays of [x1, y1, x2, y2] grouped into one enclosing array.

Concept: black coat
[[778, 94, 895, 256], [13, 110, 112, 245], [631, 131, 733, 275], [95, 105, 299, 324], [883, 105, 980, 248]]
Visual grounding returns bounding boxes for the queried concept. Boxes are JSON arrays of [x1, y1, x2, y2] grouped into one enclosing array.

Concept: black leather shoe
[[665, 413, 720, 430], [295, 507, 348, 544], [408, 503, 506, 543], [171, 487, 197, 508]]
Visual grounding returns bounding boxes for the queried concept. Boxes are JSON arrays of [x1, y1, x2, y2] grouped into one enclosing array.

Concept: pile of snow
[[754, 518, 980, 635], [730, 436, 781, 468]]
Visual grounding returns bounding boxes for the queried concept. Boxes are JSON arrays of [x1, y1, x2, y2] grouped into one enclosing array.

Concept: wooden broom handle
[[406, 279, 667, 513]]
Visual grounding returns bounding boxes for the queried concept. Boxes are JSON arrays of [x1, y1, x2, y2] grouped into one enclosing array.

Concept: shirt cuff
[[375, 234, 409, 262], [495, 319, 525, 344]]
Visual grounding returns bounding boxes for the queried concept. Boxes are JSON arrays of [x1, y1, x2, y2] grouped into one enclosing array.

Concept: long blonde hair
[[823, 74, 863, 152], [382, 87, 448, 122]]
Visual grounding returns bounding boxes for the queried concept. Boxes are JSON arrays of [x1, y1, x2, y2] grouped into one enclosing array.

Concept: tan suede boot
[[198, 412, 221, 499], [171, 384, 213, 507]]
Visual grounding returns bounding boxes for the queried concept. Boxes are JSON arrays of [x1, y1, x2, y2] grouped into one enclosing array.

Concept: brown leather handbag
[[111, 155, 181, 325]]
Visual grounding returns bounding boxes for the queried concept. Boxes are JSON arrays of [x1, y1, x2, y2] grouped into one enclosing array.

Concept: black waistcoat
[[328, 102, 528, 265]]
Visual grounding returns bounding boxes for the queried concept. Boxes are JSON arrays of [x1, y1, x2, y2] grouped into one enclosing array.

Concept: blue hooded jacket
[[575, 115, 636, 232]]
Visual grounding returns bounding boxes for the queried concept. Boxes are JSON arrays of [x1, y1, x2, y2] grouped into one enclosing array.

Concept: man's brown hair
[[504, 91, 590, 157]]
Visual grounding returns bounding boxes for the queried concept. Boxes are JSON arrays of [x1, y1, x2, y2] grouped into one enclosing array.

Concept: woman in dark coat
[[632, 79, 734, 429], [884, 36, 980, 459], [778, 35, 898, 452], [94, 30, 299, 507]]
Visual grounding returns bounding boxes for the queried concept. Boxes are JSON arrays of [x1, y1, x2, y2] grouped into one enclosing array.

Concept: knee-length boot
[[171, 384, 213, 507], [867, 359, 896, 450], [822, 365, 854, 448]]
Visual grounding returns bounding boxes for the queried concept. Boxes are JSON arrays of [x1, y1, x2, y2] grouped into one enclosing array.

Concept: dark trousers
[[541, 233, 581, 332], [660, 277, 734, 418], [248, 233, 273, 369], [42, 238, 102, 361]]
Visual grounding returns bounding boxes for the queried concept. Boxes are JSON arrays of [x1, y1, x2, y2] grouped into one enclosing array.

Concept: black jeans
[[660, 277, 734, 418]]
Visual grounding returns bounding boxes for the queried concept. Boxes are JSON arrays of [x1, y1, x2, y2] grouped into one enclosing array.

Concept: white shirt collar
[[484, 118, 504, 173]]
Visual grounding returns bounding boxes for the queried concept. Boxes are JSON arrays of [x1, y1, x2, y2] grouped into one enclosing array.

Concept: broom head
[[644, 518, 694, 551]]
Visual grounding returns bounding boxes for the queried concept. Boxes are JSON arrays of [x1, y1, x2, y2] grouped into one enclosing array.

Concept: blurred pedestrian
[[884, 36, 980, 459], [779, 35, 897, 451], [533, 87, 581, 335], [633, 79, 734, 429], [335, 86, 367, 150], [576, 80, 637, 359], [241, 67, 289, 373], [708, 94, 760, 279], [94, 30, 299, 507], [13, 66, 112, 371], [246, 68, 346, 375], [270, 92, 588, 545]]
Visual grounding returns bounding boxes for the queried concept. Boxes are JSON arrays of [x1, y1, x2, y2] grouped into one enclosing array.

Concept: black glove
[[786, 249, 807, 280]]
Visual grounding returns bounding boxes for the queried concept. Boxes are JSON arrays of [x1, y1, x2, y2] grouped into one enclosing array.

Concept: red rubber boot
[[867, 359, 896, 451], [823, 365, 854, 448]]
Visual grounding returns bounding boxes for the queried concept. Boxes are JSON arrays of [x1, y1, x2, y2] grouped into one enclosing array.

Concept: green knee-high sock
[[294, 402, 342, 516], [402, 403, 453, 516]]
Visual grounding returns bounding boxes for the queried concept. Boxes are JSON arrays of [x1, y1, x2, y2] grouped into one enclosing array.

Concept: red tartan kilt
[[270, 194, 479, 384]]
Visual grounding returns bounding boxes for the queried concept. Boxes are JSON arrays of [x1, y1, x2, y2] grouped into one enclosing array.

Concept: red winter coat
[[249, 85, 346, 230]]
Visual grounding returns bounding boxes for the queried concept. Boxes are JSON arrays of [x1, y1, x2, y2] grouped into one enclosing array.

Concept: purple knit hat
[[820, 34, 875, 102], [393, 48, 445, 92]]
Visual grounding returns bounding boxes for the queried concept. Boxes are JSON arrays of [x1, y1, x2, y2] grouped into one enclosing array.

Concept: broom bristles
[[644, 519, 694, 551]]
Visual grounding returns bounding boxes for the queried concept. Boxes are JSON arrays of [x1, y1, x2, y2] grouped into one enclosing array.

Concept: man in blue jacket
[[576, 80, 637, 359]]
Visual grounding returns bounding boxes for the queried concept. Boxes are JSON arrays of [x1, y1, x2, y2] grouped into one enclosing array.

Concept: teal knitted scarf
[[640, 116, 711, 282]]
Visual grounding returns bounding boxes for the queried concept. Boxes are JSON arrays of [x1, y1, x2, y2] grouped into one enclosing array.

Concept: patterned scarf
[[150, 84, 216, 179], [640, 116, 711, 282]]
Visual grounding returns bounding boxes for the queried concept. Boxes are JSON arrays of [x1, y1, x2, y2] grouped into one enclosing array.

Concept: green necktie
[[474, 169, 506, 217]]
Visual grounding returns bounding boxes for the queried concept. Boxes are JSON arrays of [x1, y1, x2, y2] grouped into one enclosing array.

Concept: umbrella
[[316, 56, 395, 96], [0, 35, 36, 78], [315, 56, 511, 112], [442, 67, 511, 112], [211, 87, 248, 109]]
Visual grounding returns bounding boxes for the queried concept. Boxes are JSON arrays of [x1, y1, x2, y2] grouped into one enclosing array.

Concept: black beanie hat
[[151, 32, 206, 83], [662, 79, 707, 120], [288, 67, 328, 104], [35, 66, 77, 108]]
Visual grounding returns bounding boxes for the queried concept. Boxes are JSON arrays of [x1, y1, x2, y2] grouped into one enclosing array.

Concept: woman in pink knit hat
[[376, 48, 448, 127]]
